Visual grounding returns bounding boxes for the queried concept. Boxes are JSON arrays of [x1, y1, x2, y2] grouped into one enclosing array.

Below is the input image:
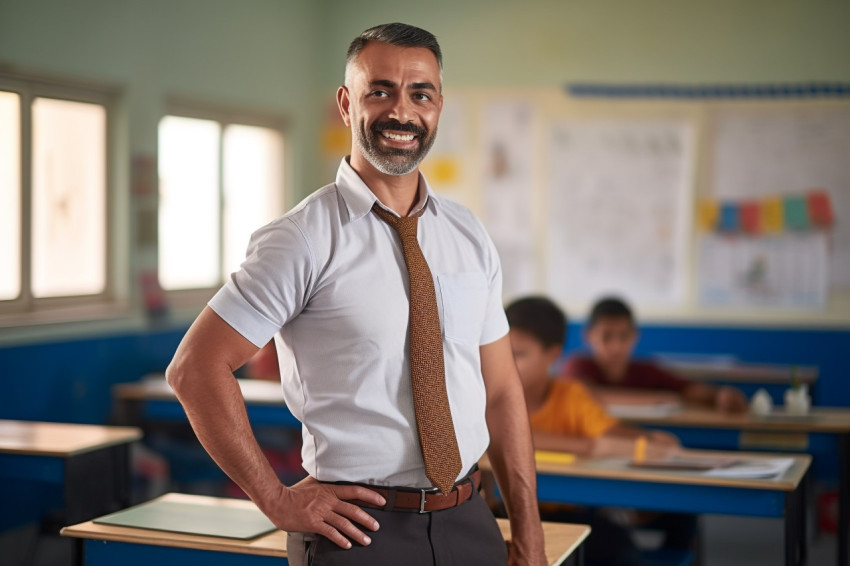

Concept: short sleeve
[[477, 223, 509, 346], [208, 217, 314, 348]]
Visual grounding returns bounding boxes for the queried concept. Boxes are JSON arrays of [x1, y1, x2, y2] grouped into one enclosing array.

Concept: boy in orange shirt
[[506, 296, 678, 458], [506, 296, 689, 566]]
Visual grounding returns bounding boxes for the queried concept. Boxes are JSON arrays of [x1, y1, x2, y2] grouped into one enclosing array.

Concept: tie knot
[[372, 203, 420, 239]]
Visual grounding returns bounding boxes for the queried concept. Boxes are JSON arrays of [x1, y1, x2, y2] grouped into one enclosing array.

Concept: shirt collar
[[335, 157, 439, 221]]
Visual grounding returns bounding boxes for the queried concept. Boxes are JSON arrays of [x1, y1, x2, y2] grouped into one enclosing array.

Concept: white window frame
[[0, 70, 122, 324], [160, 98, 287, 309]]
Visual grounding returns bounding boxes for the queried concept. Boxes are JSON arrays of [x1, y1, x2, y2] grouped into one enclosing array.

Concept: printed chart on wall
[[480, 100, 537, 299], [546, 119, 695, 307], [698, 105, 850, 309]]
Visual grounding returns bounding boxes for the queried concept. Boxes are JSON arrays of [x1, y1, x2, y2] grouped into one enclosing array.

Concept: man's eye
[[414, 93, 431, 101], [371, 90, 389, 98]]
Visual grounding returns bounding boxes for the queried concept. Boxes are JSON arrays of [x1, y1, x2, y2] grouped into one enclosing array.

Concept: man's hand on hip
[[259, 476, 386, 549]]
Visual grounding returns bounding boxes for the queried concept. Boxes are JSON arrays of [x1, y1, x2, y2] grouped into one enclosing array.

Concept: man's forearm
[[486, 385, 545, 553], [166, 364, 281, 508]]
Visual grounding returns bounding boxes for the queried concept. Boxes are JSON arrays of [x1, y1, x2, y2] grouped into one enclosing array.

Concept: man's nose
[[387, 95, 415, 124]]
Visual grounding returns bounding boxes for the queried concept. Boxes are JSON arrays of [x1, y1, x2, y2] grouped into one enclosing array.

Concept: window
[[0, 73, 115, 319], [158, 107, 285, 299]]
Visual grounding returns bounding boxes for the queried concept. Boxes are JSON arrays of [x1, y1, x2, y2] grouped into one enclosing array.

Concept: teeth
[[382, 131, 415, 141]]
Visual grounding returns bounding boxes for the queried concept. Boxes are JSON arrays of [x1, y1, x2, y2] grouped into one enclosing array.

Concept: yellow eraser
[[534, 450, 576, 465]]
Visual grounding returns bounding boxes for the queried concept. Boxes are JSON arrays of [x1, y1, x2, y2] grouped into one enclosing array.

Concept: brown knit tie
[[372, 202, 462, 495]]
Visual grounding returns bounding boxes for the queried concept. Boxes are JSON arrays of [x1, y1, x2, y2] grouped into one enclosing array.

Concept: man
[[166, 22, 546, 565]]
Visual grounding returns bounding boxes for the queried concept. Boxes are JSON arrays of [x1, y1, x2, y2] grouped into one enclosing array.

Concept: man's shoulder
[[285, 183, 341, 221]]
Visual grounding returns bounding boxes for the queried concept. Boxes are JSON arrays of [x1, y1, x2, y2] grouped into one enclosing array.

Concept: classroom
[[1, 1, 848, 565]]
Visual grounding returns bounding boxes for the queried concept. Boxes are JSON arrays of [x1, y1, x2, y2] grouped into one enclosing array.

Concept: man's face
[[338, 41, 442, 176], [585, 317, 638, 380]]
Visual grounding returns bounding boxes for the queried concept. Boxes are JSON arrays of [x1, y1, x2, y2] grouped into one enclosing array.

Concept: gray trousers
[[286, 490, 508, 566]]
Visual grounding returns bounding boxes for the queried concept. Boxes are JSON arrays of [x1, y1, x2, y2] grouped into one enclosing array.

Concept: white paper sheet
[[546, 120, 694, 305], [480, 100, 538, 299], [698, 233, 828, 308], [708, 106, 850, 289]]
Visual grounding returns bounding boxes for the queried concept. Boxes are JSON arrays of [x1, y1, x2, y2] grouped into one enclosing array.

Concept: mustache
[[371, 120, 426, 137]]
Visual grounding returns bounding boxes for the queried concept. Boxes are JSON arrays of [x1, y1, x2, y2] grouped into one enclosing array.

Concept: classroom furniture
[[622, 406, 850, 566], [658, 359, 819, 401], [113, 374, 299, 427], [61, 492, 591, 566], [484, 451, 811, 566], [0, 419, 142, 524], [0, 420, 142, 565]]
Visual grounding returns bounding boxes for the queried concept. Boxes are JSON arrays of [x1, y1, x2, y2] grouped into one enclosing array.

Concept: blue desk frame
[[81, 541, 287, 566], [640, 423, 848, 566], [532, 465, 808, 566]]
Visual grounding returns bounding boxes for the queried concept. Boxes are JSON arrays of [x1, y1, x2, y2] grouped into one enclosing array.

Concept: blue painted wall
[[566, 324, 850, 407], [0, 328, 187, 424], [0, 324, 848, 424]]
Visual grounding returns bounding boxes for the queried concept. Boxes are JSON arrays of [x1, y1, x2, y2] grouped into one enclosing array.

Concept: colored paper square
[[739, 201, 760, 234], [784, 195, 809, 230], [807, 190, 834, 227], [697, 199, 719, 231], [761, 197, 784, 234], [719, 203, 739, 232]]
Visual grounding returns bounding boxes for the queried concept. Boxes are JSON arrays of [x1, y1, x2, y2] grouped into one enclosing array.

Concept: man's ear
[[337, 85, 352, 127]]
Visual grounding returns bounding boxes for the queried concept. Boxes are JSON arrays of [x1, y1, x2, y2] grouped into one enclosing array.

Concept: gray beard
[[354, 123, 437, 176]]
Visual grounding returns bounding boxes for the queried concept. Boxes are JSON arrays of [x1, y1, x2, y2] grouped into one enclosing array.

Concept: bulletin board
[[423, 85, 850, 326], [321, 84, 850, 326]]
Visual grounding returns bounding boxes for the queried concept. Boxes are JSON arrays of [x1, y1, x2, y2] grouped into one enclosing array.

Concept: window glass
[[0, 92, 21, 300], [31, 97, 106, 298], [222, 124, 284, 277], [158, 116, 221, 290]]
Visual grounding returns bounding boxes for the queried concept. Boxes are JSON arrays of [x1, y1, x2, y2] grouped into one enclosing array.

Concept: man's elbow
[[165, 359, 190, 394]]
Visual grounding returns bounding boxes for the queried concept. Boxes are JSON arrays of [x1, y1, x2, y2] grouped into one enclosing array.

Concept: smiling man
[[166, 23, 546, 565]]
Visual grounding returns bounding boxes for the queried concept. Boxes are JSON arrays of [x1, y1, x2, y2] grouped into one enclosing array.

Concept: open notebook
[[94, 499, 277, 540]]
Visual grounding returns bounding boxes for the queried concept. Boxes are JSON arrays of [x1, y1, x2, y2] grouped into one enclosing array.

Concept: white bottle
[[784, 384, 811, 415], [750, 388, 773, 416]]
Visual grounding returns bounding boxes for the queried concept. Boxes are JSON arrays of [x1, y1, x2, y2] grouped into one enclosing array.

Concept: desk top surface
[[622, 406, 850, 432], [484, 450, 810, 492], [659, 361, 818, 384], [114, 375, 283, 406], [0, 420, 142, 457], [61, 493, 589, 565]]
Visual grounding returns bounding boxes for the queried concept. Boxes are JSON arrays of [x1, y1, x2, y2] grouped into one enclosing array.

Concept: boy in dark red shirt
[[565, 297, 747, 413]]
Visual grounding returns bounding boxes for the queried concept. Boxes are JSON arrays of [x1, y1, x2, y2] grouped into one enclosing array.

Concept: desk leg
[[785, 474, 805, 566], [840, 433, 849, 566], [563, 540, 584, 566]]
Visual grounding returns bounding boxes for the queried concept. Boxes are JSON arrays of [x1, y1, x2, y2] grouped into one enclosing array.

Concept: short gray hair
[[344, 23, 442, 85]]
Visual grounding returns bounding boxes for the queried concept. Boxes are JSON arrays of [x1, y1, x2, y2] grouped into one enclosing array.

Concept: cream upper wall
[[0, 0, 324, 192], [317, 0, 850, 89]]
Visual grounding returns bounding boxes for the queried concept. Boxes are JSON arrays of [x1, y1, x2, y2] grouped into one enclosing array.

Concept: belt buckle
[[418, 487, 440, 514]]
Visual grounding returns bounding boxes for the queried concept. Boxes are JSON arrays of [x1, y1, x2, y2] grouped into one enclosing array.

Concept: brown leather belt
[[345, 468, 481, 514]]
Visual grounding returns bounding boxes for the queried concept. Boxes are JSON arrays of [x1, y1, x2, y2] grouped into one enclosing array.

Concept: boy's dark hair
[[505, 296, 567, 350], [587, 296, 634, 329], [346, 23, 443, 73]]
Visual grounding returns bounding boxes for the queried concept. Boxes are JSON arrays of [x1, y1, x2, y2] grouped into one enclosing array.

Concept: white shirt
[[209, 158, 508, 488]]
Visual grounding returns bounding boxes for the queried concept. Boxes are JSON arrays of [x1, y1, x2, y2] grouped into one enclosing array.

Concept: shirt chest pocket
[[436, 272, 489, 345]]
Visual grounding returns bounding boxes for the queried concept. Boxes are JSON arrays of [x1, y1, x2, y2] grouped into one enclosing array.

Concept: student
[[506, 296, 681, 566], [506, 296, 678, 459], [565, 297, 748, 413]]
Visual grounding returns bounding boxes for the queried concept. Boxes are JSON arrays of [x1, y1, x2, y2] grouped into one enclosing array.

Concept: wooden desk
[[62, 493, 590, 566], [622, 406, 850, 566], [113, 375, 299, 428], [658, 360, 818, 386], [0, 419, 141, 560], [485, 451, 811, 566]]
